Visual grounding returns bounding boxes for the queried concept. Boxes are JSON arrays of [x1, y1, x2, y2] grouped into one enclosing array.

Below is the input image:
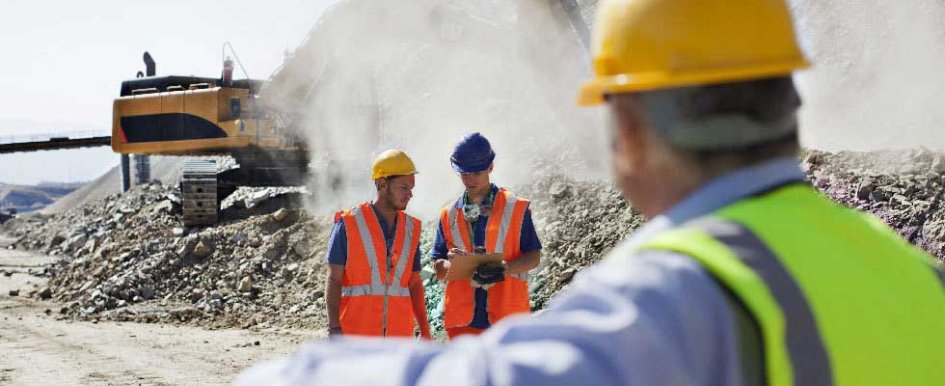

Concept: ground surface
[[0, 236, 318, 386]]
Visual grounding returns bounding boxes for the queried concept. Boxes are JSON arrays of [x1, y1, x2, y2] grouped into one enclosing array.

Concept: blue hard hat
[[450, 132, 495, 173]]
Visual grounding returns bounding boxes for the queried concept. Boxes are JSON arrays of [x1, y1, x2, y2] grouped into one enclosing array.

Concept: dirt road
[[0, 236, 318, 386]]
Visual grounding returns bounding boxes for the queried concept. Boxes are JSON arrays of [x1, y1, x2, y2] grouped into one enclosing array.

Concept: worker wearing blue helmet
[[431, 132, 542, 339]]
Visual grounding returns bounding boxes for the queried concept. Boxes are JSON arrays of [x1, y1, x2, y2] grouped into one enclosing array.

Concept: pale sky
[[0, 0, 337, 185]]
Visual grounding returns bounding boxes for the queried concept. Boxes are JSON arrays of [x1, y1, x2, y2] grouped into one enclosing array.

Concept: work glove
[[471, 262, 506, 290]]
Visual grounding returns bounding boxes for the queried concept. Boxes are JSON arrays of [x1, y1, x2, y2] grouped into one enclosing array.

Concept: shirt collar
[[663, 156, 806, 225], [616, 156, 806, 252], [369, 202, 398, 237], [455, 184, 499, 209]]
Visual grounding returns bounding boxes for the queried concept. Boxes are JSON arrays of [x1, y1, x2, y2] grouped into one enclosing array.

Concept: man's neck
[[372, 198, 397, 232], [466, 185, 491, 205], [632, 167, 705, 219]]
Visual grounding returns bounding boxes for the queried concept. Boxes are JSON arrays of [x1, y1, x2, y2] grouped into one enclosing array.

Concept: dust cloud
[[791, 0, 945, 151], [262, 0, 606, 219]]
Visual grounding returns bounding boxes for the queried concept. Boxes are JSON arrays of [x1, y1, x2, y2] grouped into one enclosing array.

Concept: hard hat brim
[[451, 155, 494, 174], [577, 59, 811, 106], [372, 170, 418, 181]]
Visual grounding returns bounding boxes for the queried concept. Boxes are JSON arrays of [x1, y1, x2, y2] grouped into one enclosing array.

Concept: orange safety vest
[[335, 202, 422, 337], [439, 188, 531, 329]]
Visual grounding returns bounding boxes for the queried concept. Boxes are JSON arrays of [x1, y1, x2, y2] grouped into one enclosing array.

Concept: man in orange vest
[[324, 149, 432, 339], [433, 133, 542, 339]]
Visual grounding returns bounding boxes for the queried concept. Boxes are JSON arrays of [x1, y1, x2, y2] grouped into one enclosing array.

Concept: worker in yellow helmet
[[236, 1, 945, 385], [323, 149, 431, 339]]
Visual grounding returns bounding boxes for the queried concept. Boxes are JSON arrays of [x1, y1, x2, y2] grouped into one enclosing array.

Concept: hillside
[[0, 181, 84, 213]]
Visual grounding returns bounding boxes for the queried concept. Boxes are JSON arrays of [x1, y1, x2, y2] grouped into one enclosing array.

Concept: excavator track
[[181, 160, 219, 227]]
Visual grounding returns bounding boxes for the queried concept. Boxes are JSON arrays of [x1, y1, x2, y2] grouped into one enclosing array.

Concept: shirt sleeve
[[519, 206, 542, 253], [431, 221, 448, 260], [326, 221, 347, 266], [232, 248, 759, 386]]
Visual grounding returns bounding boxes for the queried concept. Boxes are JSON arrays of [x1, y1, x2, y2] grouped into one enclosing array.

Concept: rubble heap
[[3, 183, 330, 329], [4, 149, 945, 334], [806, 149, 945, 261], [523, 176, 644, 309]]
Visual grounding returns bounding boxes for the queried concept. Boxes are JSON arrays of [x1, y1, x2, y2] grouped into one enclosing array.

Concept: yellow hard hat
[[578, 0, 810, 106], [372, 149, 418, 180]]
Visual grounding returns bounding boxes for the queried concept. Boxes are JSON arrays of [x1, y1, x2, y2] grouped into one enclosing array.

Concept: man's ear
[[375, 178, 387, 191], [487, 163, 494, 173], [610, 97, 648, 175]]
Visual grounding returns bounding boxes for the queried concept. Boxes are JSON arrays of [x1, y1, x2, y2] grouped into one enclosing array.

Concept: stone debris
[[805, 149, 945, 261], [523, 176, 644, 310], [238, 277, 253, 293], [2, 182, 329, 330], [3, 150, 945, 335], [38, 286, 52, 300], [192, 241, 213, 259]]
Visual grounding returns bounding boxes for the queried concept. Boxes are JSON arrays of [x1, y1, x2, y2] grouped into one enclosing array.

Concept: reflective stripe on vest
[[350, 205, 384, 290], [491, 189, 519, 254], [661, 218, 832, 386], [444, 191, 529, 280], [340, 203, 418, 336], [446, 205, 470, 252], [341, 285, 410, 297], [696, 219, 831, 386], [441, 189, 531, 329], [346, 205, 414, 297], [642, 184, 945, 386]]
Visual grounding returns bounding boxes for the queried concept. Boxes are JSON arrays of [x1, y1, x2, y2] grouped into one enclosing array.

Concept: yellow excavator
[[112, 51, 308, 226]]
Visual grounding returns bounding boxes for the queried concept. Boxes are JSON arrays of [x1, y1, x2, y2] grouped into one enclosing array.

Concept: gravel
[[5, 149, 945, 335], [3, 182, 329, 330]]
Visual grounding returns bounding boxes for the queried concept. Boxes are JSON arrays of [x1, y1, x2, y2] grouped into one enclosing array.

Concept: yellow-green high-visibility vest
[[642, 184, 945, 386]]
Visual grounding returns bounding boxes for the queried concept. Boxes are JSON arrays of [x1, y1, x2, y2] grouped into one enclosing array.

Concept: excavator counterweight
[[112, 52, 308, 227]]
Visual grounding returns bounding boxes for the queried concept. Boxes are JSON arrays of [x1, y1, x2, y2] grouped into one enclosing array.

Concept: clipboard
[[445, 253, 504, 281]]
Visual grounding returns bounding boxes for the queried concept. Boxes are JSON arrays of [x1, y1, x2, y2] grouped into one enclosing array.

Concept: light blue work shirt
[[233, 157, 806, 386]]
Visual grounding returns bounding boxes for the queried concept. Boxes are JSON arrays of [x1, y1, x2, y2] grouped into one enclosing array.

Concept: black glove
[[472, 262, 506, 289]]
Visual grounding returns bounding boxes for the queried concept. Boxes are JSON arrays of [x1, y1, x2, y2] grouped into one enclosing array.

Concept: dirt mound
[[524, 176, 644, 309], [5, 182, 330, 329], [43, 156, 181, 214], [806, 149, 945, 260], [6, 149, 945, 335]]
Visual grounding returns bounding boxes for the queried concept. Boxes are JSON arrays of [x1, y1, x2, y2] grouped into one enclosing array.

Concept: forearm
[[325, 275, 342, 328], [409, 272, 431, 338], [507, 250, 540, 275]]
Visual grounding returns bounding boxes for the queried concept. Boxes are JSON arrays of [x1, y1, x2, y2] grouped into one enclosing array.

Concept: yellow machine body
[[112, 84, 297, 156]]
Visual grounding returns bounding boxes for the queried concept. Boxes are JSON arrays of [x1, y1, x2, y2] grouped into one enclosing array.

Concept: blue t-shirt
[[432, 185, 542, 329], [326, 205, 422, 272]]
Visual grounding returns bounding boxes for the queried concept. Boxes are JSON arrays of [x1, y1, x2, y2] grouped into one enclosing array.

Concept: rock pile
[[3, 182, 331, 329], [523, 176, 644, 309], [5, 149, 945, 335], [805, 149, 945, 261]]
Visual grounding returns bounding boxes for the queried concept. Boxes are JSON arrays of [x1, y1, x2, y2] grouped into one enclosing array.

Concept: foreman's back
[[719, 184, 945, 385]]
